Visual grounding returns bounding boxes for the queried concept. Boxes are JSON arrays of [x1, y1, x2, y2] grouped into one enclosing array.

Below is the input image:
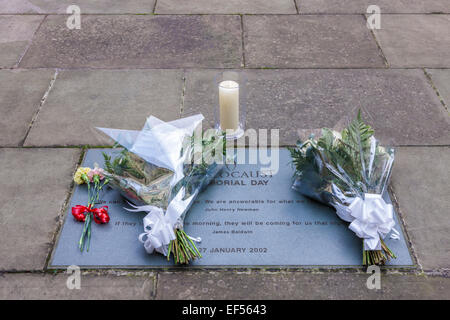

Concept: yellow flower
[[74, 167, 91, 185]]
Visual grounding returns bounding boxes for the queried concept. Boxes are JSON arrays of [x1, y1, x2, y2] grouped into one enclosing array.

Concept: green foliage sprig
[[289, 111, 378, 197], [103, 148, 145, 181]]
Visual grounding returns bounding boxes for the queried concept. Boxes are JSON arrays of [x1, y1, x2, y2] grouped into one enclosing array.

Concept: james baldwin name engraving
[[50, 148, 413, 268]]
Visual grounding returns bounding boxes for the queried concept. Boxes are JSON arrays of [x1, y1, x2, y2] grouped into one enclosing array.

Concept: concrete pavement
[[0, 1, 449, 299]]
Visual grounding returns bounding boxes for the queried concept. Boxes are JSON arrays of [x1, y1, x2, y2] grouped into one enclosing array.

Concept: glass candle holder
[[215, 71, 246, 140]]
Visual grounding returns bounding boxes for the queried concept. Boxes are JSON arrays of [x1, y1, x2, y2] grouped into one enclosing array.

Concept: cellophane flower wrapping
[[98, 114, 226, 264], [289, 112, 397, 265]]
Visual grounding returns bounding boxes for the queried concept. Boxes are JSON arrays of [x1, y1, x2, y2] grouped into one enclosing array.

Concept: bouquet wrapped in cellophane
[[98, 114, 226, 264], [289, 111, 399, 266]]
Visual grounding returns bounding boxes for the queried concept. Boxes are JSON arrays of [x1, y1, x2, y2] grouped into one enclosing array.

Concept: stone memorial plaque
[[50, 148, 413, 268]]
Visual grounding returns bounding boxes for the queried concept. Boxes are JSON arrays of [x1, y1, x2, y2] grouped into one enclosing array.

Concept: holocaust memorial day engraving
[[50, 147, 413, 268]]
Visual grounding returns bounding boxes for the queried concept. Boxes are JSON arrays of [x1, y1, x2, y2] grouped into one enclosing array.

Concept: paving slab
[[19, 15, 242, 69], [50, 148, 413, 268], [157, 271, 450, 299], [0, 148, 80, 271], [0, 69, 55, 146], [243, 15, 385, 68], [0, 15, 44, 68], [156, 0, 296, 14], [182, 69, 450, 145], [391, 147, 450, 271], [24, 69, 183, 146], [0, 273, 155, 299], [427, 69, 450, 109], [0, 0, 154, 14], [297, 0, 450, 14], [373, 15, 450, 68]]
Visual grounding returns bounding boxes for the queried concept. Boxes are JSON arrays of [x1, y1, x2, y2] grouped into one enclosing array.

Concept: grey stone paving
[[427, 69, 450, 109], [1, 271, 448, 300], [373, 15, 450, 68], [183, 69, 450, 145], [24, 69, 183, 146], [297, 0, 450, 14], [0, 273, 155, 299], [243, 15, 385, 68], [391, 147, 450, 271], [156, 0, 296, 14], [0, 0, 154, 14], [0, 148, 80, 271], [0, 15, 44, 68], [157, 272, 450, 299], [19, 15, 242, 69], [1, 5, 449, 299], [0, 69, 55, 146]]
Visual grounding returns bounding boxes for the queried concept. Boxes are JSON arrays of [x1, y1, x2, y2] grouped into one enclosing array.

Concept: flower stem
[[363, 238, 396, 266], [79, 213, 89, 251], [166, 229, 202, 264], [167, 241, 172, 261], [86, 214, 92, 252]]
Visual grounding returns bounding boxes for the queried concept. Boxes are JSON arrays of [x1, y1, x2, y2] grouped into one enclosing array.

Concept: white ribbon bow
[[334, 193, 397, 250], [125, 188, 195, 256]]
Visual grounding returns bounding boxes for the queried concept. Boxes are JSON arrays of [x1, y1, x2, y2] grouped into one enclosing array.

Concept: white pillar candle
[[219, 80, 239, 131]]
